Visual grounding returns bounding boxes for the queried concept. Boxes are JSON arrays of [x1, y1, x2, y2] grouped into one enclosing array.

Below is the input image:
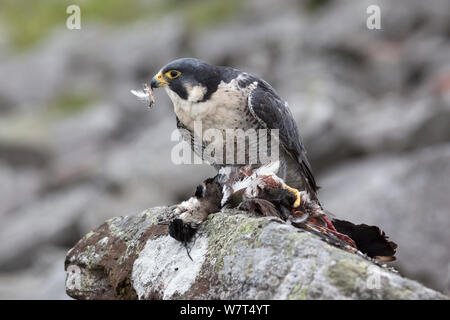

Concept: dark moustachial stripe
[[162, 58, 225, 102]]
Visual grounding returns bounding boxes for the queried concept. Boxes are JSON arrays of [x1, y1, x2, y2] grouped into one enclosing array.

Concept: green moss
[[107, 219, 120, 234], [0, 0, 156, 50], [327, 259, 368, 296], [184, 0, 242, 29], [234, 219, 261, 237], [245, 261, 253, 277], [204, 214, 267, 273], [49, 92, 94, 115], [0, 0, 66, 50], [140, 209, 163, 226], [283, 231, 309, 257], [289, 283, 309, 300], [391, 288, 414, 299], [0, 0, 241, 51], [79, 244, 101, 269], [303, 0, 333, 13], [84, 231, 96, 240]]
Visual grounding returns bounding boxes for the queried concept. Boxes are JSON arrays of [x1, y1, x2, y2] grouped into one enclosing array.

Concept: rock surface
[[65, 207, 447, 300]]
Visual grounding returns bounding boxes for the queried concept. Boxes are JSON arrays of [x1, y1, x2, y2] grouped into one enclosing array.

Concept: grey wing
[[245, 78, 318, 192]]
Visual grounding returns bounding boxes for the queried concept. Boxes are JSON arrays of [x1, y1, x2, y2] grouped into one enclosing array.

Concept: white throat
[[164, 79, 251, 132]]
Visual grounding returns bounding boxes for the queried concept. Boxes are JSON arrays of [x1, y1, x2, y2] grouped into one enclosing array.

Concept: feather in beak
[[130, 83, 155, 108]]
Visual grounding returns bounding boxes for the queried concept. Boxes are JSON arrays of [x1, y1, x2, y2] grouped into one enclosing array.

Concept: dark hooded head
[[150, 58, 224, 102]]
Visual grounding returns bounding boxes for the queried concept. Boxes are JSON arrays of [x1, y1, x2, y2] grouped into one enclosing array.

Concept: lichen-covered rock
[[65, 206, 448, 300]]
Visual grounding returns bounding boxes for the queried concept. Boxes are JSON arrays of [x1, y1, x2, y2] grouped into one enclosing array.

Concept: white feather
[[254, 160, 280, 176], [130, 89, 150, 102]]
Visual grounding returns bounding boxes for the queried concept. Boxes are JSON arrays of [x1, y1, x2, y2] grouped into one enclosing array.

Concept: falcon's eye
[[165, 70, 181, 79]]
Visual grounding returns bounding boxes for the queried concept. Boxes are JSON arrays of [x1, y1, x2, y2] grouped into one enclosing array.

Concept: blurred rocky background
[[0, 0, 449, 299]]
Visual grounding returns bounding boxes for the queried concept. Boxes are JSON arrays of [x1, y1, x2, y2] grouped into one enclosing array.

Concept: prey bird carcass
[[164, 161, 397, 262]]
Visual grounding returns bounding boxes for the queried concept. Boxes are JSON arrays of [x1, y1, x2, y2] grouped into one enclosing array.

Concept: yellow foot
[[284, 184, 302, 208]]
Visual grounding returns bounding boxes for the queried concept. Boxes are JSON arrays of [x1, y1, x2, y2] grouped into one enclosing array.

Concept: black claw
[[184, 242, 194, 261]]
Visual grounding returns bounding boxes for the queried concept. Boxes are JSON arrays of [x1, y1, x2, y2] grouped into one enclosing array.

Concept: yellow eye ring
[[165, 70, 181, 79]]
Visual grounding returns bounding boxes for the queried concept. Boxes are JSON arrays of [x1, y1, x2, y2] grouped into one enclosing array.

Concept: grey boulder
[[65, 206, 447, 300]]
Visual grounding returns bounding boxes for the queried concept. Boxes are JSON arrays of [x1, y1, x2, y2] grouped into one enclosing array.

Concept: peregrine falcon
[[144, 58, 397, 262], [149, 58, 318, 203]]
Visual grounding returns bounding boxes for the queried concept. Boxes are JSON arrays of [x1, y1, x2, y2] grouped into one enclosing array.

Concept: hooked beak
[[150, 71, 168, 89]]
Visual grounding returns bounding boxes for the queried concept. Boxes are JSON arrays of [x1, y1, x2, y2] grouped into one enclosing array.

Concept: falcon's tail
[[331, 219, 398, 262]]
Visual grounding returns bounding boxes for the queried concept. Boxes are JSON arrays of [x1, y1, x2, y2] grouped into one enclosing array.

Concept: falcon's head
[[150, 58, 223, 103]]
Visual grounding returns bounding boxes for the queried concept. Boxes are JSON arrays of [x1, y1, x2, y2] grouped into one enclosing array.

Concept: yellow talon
[[284, 184, 302, 208]]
